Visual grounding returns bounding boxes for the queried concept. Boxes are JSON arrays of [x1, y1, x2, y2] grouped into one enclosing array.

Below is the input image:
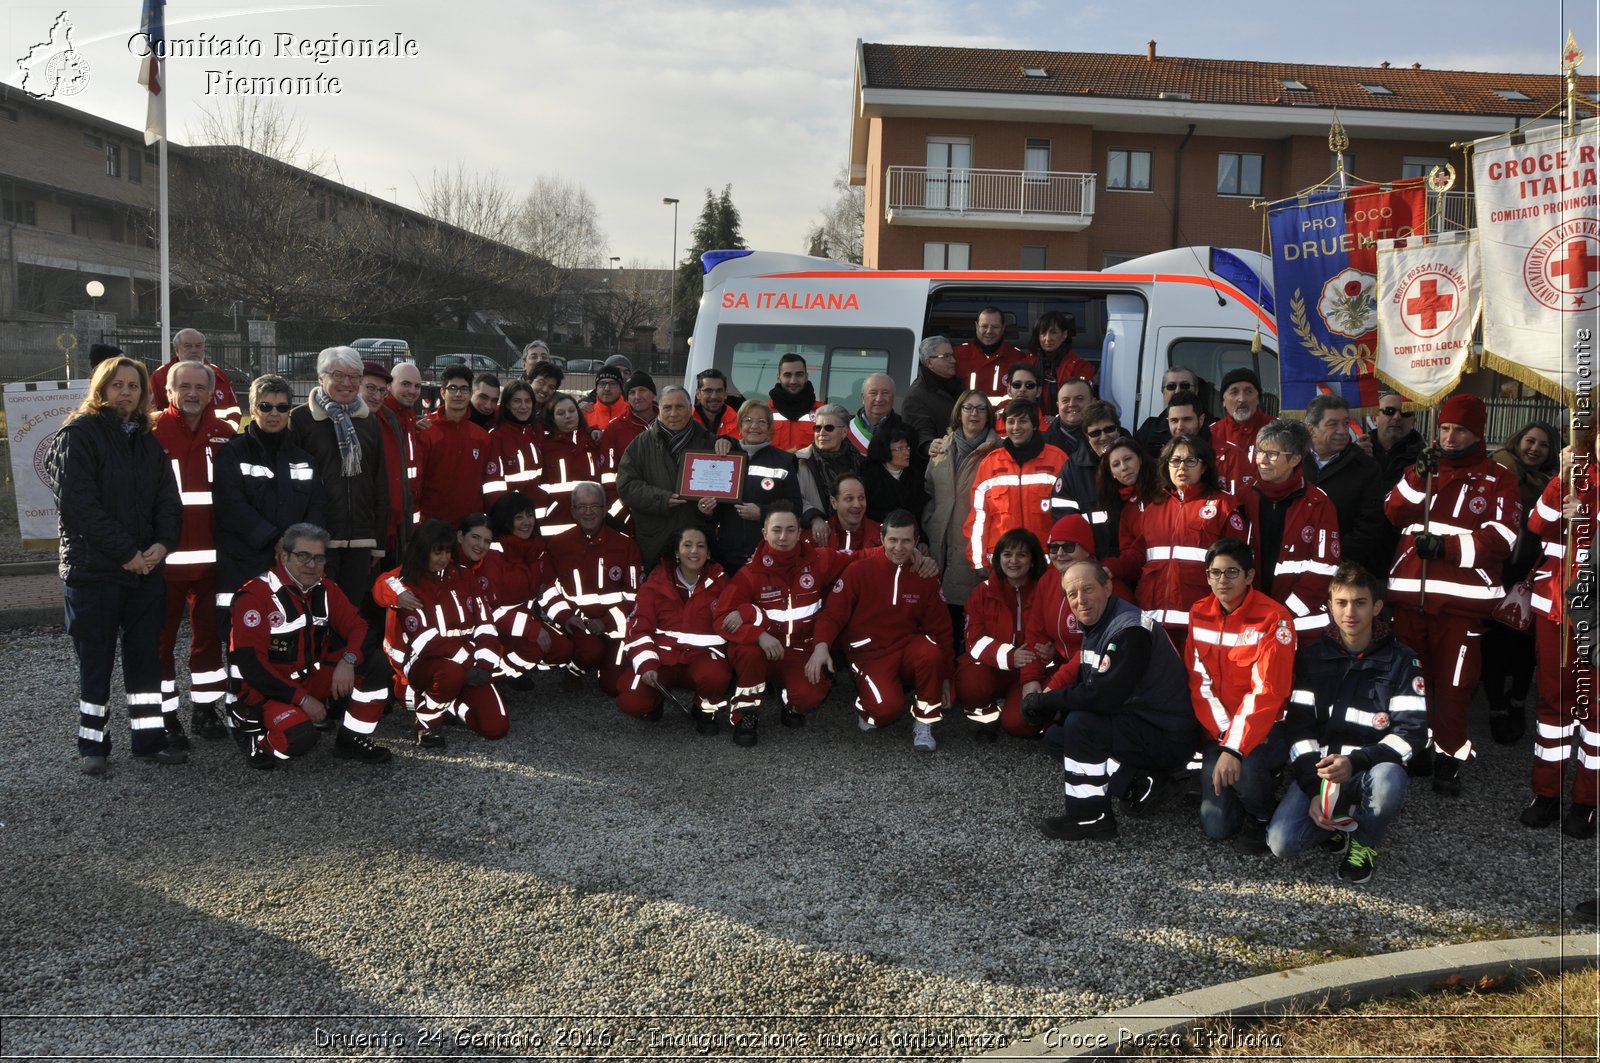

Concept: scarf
[[952, 427, 990, 470], [1254, 466, 1305, 502], [1440, 440, 1485, 470], [1002, 431, 1045, 465], [739, 439, 768, 458], [311, 386, 363, 477], [658, 420, 697, 461], [768, 380, 817, 421]]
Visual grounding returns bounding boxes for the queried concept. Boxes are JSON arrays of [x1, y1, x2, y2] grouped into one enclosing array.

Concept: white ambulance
[[683, 246, 1280, 426]]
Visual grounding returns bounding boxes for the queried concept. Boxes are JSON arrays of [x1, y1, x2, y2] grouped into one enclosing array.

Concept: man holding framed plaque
[[616, 387, 718, 568]]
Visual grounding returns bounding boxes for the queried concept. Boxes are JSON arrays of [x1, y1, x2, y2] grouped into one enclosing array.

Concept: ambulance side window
[[1168, 340, 1280, 418], [822, 349, 890, 408], [731, 342, 826, 400]]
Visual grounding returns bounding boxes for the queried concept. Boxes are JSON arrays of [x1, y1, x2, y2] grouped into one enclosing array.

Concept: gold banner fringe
[[1479, 348, 1578, 408]]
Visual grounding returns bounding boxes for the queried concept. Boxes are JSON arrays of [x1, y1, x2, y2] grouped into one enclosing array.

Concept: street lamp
[[608, 257, 621, 352], [662, 197, 680, 364], [85, 279, 105, 309]]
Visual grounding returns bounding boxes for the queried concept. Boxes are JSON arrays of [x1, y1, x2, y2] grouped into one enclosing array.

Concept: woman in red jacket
[[955, 528, 1048, 739], [376, 518, 508, 747], [537, 395, 606, 535], [1096, 436, 1162, 589], [486, 380, 543, 508], [464, 500, 573, 686], [1125, 434, 1248, 646], [616, 526, 732, 731]]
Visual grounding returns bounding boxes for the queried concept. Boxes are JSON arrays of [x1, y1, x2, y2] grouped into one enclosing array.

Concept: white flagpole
[[156, 61, 170, 358]]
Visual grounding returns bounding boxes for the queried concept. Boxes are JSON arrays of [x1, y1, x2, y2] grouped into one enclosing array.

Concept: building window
[[1103, 251, 1140, 268], [1217, 152, 1263, 197], [1025, 139, 1050, 184], [2, 197, 36, 225], [1107, 149, 1152, 191], [1401, 155, 1449, 180], [83, 131, 102, 149], [128, 148, 142, 184], [924, 242, 970, 270], [1020, 245, 1047, 270], [1280, 78, 1310, 92], [1359, 83, 1394, 96], [105, 144, 121, 178]]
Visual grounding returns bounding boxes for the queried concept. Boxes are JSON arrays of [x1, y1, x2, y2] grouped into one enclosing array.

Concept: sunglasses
[[1378, 407, 1409, 417], [1047, 542, 1079, 555], [814, 423, 841, 433], [1010, 380, 1038, 390], [256, 402, 292, 413], [1085, 425, 1119, 439], [1163, 381, 1194, 392]]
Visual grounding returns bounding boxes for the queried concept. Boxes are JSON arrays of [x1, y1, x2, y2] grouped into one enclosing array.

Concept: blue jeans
[[1199, 729, 1286, 840], [64, 576, 168, 757], [1267, 761, 1409, 857]]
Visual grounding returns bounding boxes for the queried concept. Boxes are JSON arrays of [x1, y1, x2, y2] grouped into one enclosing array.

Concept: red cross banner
[[1375, 230, 1480, 405], [1472, 116, 1600, 404]]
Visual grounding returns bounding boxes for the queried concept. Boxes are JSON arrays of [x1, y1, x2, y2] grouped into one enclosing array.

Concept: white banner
[[1472, 116, 1600, 403], [1375, 230, 1480, 405], [5, 380, 88, 543]]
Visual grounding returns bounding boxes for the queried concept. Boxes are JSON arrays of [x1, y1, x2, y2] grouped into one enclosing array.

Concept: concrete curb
[[973, 933, 1600, 1060], [0, 605, 60, 630]]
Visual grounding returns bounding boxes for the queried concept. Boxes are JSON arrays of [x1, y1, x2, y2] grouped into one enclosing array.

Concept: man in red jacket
[[152, 360, 236, 744], [1208, 368, 1274, 496], [953, 306, 1031, 404], [151, 328, 241, 429], [541, 482, 641, 696], [229, 523, 390, 766], [364, 361, 419, 562], [807, 509, 953, 751], [416, 364, 497, 525], [1187, 537, 1294, 853], [1237, 419, 1342, 634], [1384, 391, 1521, 795]]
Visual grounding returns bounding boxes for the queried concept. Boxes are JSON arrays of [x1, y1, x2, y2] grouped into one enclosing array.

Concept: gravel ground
[[2, 623, 1595, 1061]]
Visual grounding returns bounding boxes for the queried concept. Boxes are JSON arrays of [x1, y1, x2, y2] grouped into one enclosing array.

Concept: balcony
[[884, 166, 1097, 231]]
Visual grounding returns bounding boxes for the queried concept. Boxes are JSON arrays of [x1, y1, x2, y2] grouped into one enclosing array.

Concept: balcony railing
[[884, 166, 1097, 230]]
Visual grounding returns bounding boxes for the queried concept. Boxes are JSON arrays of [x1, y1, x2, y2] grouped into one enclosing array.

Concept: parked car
[[563, 358, 606, 374], [420, 352, 511, 404], [350, 338, 412, 363]]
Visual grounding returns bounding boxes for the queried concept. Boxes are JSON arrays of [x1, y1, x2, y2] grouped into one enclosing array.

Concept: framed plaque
[[678, 451, 745, 501]]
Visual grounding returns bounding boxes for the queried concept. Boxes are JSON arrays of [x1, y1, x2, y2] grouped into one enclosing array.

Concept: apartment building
[[849, 40, 1594, 270]]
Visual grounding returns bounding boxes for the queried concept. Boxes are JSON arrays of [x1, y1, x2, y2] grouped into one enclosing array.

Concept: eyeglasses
[[1010, 380, 1038, 390], [442, 384, 471, 394], [287, 550, 328, 566], [571, 502, 605, 511], [1168, 456, 1202, 468], [1206, 566, 1244, 581], [323, 371, 361, 384], [1163, 381, 1194, 392], [814, 423, 841, 433], [1256, 449, 1289, 462], [927, 352, 955, 362], [959, 403, 989, 414], [1085, 425, 1119, 439], [256, 402, 292, 413]]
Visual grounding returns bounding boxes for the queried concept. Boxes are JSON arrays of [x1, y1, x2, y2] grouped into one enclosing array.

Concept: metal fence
[[885, 165, 1097, 218]]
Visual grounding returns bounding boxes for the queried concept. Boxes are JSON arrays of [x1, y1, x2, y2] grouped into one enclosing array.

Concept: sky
[[4, 0, 1597, 266]]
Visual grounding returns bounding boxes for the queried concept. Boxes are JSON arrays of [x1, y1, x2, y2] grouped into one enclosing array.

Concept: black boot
[[1488, 701, 1526, 745], [1432, 754, 1462, 797], [731, 712, 758, 748]]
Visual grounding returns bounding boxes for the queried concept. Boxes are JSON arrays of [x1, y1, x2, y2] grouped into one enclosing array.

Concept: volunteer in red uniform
[[152, 360, 235, 743], [598, 373, 659, 510], [1187, 538, 1294, 853], [1027, 310, 1095, 405], [692, 369, 740, 441], [364, 361, 418, 562], [1237, 419, 1343, 634], [485, 492, 573, 683], [537, 395, 606, 536], [1125, 434, 1249, 645], [230, 523, 389, 766], [715, 501, 858, 746], [964, 399, 1068, 574], [617, 526, 732, 731], [1207, 368, 1273, 496], [1520, 434, 1599, 837], [1095, 435, 1162, 587], [485, 380, 544, 509], [817, 474, 881, 551], [416, 364, 498, 526], [151, 328, 241, 430], [1385, 392, 1521, 795], [808, 510, 952, 750], [541, 482, 641, 696], [768, 354, 822, 451], [956, 528, 1048, 739], [376, 518, 508, 747], [584, 367, 630, 435], [953, 306, 1032, 404], [449, 508, 568, 687]]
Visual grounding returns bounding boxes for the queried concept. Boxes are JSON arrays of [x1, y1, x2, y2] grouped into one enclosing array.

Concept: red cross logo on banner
[[1551, 238, 1600, 299], [1405, 279, 1454, 330], [1526, 223, 1600, 311], [1397, 269, 1465, 339]]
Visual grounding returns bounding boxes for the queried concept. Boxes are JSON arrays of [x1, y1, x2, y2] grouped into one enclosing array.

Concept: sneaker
[[780, 707, 806, 729], [857, 715, 877, 733], [333, 731, 392, 764], [414, 725, 447, 750], [248, 750, 277, 771], [694, 710, 720, 736], [1563, 804, 1598, 839], [1520, 794, 1561, 829], [1319, 830, 1352, 856], [912, 720, 937, 752], [1337, 839, 1377, 884], [643, 704, 664, 723], [1432, 754, 1462, 797], [80, 755, 108, 776], [1040, 810, 1118, 841], [133, 748, 188, 765], [1121, 773, 1174, 818], [191, 705, 227, 742], [1232, 818, 1269, 855], [164, 716, 192, 751], [731, 713, 758, 748]]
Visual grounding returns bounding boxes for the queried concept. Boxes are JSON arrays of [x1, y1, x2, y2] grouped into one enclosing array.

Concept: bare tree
[[513, 175, 609, 334], [581, 259, 669, 351], [804, 165, 865, 264]]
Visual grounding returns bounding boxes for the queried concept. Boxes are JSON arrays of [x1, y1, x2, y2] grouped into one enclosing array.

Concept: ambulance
[[683, 246, 1281, 426]]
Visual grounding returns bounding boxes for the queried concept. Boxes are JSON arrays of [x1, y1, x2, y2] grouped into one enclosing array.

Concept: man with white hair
[[848, 372, 917, 458], [150, 328, 241, 429], [521, 340, 553, 379], [287, 346, 392, 756], [902, 336, 962, 458]]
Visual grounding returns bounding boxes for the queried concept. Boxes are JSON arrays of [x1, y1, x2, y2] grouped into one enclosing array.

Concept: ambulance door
[[1157, 329, 1281, 419], [713, 325, 917, 408]]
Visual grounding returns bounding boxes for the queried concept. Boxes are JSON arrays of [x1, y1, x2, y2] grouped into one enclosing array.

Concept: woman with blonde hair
[[924, 388, 1000, 641], [51, 356, 184, 774]]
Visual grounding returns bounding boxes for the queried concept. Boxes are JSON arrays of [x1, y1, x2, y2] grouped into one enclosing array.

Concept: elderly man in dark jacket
[[902, 336, 961, 458], [1303, 393, 1389, 576], [616, 385, 717, 568]]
